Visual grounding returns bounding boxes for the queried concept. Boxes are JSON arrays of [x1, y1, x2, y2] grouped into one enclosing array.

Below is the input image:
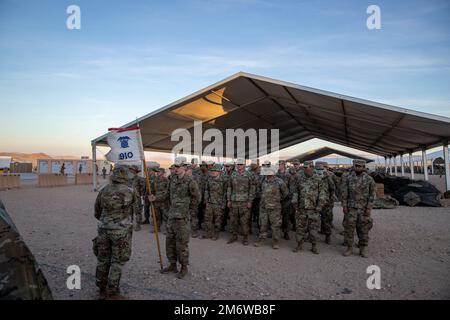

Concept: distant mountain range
[[0, 152, 79, 167]]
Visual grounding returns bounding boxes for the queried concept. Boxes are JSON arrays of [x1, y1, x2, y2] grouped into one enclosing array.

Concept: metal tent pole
[[92, 142, 97, 191], [422, 148, 429, 181], [393, 155, 398, 176], [444, 141, 450, 191], [400, 153, 405, 176], [409, 152, 415, 180]]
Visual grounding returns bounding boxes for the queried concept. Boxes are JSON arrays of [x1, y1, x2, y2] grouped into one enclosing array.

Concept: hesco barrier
[[38, 174, 68, 187], [75, 173, 93, 185], [0, 174, 21, 190], [375, 183, 384, 198]]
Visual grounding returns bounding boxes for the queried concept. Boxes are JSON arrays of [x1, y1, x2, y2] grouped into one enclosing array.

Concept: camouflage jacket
[[94, 183, 138, 230], [322, 171, 337, 202], [204, 175, 228, 206], [168, 174, 201, 219], [129, 176, 148, 197], [260, 177, 289, 209], [341, 171, 376, 209], [291, 174, 327, 211], [227, 170, 256, 203], [276, 170, 292, 201], [150, 175, 169, 203]]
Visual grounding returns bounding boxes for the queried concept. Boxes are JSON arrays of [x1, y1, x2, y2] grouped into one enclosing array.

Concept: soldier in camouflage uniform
[[254, 167, 289, 249], [185, 165, 201, 238], [221, 161, 234, 231], [0, 199, 53, 300], [161, 157, 201, 279], [249, 160, 261, 235], [202, 164, 227, 240], [148, 166, 169, 233], [290, 161, 327, 254], [339, 167, 353, 244], [341, 160, 376, 258], [315, 161, 336, 244], [93, 164, 139, 299], [128, 165, 147, 232], [191, 161, 205, 238], [277, 160, 292, 240], [227, 158, 255, 245]]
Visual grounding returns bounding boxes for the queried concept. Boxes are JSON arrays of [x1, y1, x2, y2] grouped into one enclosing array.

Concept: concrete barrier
[[75, 173, 93, 185], [38, 174, 68, 187], [0, 174, 21, 190]]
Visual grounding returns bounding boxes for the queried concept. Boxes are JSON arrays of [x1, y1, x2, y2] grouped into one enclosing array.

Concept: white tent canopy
[[92, 72, 450, 190], [286, 147, 374, 164]]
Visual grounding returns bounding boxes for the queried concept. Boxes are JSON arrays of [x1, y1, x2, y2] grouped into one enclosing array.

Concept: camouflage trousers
[[295, 209, 320, 244], [230, 202, 250, 237], [204, 203, 224, 237], [320, 203, 334, 236], [259, 207, 282, 242], [281, 200, 292, 233], [93, 228, 132, 292], [166, 217, 190, 265], [190, 208, 199, 232], [134, 198, 143, 227], [343, 208, 373, 247]]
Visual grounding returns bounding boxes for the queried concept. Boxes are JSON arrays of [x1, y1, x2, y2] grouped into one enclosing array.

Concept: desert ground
[[1, 180, 450, 300]]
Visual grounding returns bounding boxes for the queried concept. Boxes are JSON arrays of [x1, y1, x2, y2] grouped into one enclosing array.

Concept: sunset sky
[[1, 0, 449, 161]]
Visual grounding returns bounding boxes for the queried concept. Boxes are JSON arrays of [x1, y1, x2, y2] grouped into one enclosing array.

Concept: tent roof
[[92, 72, 450, 157], [286, 147, 374, 163]]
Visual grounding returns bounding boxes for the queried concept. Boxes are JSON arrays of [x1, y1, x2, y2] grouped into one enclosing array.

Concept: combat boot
[[211, 232, 219, 241], [272, 241, 280, 250], [311, 243, 319, 254], [176, 265, 188, 279], [97, 288, 107, 300], [325, 235, 331, 244], [359, 246, 368, 258], [106, 288, 127, 300], [227, 235, 237, 244], [284, 232, 290, 240], [254, 239, 265, 247], [161, 263, 178, 274], [292, 241, 303, 252], [191, 230, 199, 238], [242, 236, 249, 246], [134, 224, 141, 231], [142, 219, 150, 225], [343, 246, 353, 257]]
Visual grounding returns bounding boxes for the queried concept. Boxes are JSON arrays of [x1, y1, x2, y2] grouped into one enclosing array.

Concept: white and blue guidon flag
[[105, 127, 145, 162]]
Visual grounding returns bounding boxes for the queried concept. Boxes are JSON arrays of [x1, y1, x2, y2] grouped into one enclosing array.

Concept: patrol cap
[[303, 160, 314, 168], [278, 160, 286, 165], [210, 164, 222, 172], [200, 161, 207, 166], [191, 158, 198, 165], [206, 160, 215, 166], [261, 167, 276, 175], [262, 160, 271, 167], [250, 159, 258, 165], [225, 160, 235, 166], [236, 158, 246, 165], [129, 164, 141, 173], [353, 159, 366, 166], [314, 162, 324, 170], [174, 156, 187, 167], [169, 164, 176, 169]]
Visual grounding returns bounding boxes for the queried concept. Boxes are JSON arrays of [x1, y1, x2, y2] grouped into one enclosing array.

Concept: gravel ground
[[1, 184, 450, 300]]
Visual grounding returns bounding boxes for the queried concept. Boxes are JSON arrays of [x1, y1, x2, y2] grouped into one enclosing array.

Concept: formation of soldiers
[[93, 156, 375, 299]]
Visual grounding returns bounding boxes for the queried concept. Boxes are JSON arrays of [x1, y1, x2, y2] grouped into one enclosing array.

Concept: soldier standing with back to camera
[[160, 157, 201, 279], [290, 161, 327, 254], [129, 165, 147, 232], [93, 164, 139, 300], [227, 158, 255, 246], [148, 165, 169, 233], [341, 159, 376, 258]]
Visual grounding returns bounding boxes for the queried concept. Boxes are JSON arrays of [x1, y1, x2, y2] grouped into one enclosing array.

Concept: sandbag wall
[[0, 174, 21, 190], [38, 174, 68, 187], [75, 173, 93, 185]]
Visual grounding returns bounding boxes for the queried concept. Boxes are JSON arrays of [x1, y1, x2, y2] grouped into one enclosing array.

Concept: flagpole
[[137, 124, 163, 270]]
